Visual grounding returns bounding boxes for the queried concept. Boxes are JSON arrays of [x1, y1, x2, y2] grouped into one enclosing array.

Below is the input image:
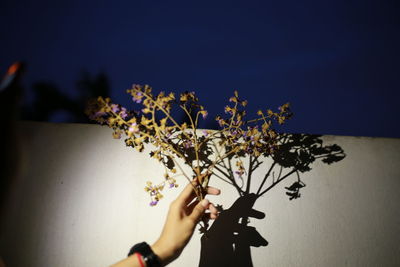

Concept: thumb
[[189, 199, 209, 222]]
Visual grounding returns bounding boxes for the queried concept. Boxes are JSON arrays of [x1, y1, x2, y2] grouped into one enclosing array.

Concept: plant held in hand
[[86, 84, 292, 206]]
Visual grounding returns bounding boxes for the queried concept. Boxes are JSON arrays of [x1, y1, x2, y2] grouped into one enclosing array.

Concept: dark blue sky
[[1, 0, 399, 137]]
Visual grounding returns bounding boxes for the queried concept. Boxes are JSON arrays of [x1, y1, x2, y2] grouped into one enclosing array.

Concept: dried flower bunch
[[86, 84, 292, 206]]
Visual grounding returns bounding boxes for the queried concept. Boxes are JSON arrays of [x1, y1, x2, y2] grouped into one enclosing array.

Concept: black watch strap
[[128, 242, 161, 267]]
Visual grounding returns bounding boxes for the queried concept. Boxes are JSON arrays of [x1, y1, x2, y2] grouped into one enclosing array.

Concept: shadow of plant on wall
[[198, 134, 345, 267]]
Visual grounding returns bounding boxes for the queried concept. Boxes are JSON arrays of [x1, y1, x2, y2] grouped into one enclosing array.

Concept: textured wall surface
[[1, 122, 399, 266]]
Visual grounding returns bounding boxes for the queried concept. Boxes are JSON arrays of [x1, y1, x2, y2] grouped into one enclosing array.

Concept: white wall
[[1, 122, 399, 266]]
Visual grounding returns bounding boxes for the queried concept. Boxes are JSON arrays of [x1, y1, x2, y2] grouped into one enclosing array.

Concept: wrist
[[151, 240, 174, 266], [127, 242, 162, 267]]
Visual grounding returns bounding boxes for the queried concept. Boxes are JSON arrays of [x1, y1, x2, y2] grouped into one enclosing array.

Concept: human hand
[[151, 181, 220, 266]]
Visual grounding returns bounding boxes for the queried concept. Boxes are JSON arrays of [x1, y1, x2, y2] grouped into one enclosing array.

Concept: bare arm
[[111, 182, 220, 267]]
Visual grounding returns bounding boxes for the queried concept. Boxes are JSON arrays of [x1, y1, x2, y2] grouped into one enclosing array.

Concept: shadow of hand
[[199, 194, 267, 267]]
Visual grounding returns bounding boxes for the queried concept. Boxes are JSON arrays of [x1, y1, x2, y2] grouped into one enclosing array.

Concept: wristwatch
[[127, 242, 161, 267]]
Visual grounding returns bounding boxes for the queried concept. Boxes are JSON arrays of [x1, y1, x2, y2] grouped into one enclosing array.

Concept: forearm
[[110, 183, 220, 267]]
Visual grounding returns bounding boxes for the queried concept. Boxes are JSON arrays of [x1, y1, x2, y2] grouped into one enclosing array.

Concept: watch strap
[[128, 242, 161, 267]]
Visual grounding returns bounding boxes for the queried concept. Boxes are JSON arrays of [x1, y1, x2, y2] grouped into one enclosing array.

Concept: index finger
[[176, 179, 198, 206], [177, 181, 221, 206]]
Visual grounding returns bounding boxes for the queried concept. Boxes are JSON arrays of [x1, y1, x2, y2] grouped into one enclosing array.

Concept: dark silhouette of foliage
[[22, 72, 111, 123]]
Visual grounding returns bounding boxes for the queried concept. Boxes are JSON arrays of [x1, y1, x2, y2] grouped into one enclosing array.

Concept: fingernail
[[201, 199, 209, 208]]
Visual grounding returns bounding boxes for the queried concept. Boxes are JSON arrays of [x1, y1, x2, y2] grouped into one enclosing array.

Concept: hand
[[151, 181, 220, 266]]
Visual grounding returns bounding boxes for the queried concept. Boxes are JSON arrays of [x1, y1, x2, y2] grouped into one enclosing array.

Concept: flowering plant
[[86, 84, 292, 206]]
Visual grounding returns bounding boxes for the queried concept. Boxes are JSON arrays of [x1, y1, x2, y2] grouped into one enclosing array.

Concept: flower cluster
[[86, 85, 292, 206], [142, 175, 178, 206], [215, 91, 291, 159]]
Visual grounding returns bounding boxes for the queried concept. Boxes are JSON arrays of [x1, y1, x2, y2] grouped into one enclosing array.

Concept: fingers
[[184, 186, 221, 211], [208, 202, 219, 219], [177, 180, 221, 207], [206, 186, 221, 196], [177, 180, 198, 206], [187, 199, 219, 222], [186, 200, 200, 214], [188, 199, 209, 222]]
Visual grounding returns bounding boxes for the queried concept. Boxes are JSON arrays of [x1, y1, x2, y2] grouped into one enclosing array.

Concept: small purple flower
[[202, 130, 209, 137], [111, 104, 120, 113], [169, 183, 175, 188], [150, 200, 158, 206], [184, 141, 193, 149], [202, 111, 208, 119], [118, 107, 128, 119], [133, 92, 143, 104], [132, 96, 142, 104], [235, 170, 243, 178], [129, 122, 138, 133]]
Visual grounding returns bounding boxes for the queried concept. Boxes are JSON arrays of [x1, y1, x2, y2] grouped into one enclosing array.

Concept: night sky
[[1, 0, 399, 138]]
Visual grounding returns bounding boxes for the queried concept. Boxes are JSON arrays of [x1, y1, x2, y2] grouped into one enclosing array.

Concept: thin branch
[[256, 161, 276, 195], [216, 163, 244, 195], [258, 169, 297, 197], [180, 104, 200, 177], [245, 155, 254, 194], [277, 166, 283, 181], [212, 166, 235, 185], [214, 163, 233, 181]]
